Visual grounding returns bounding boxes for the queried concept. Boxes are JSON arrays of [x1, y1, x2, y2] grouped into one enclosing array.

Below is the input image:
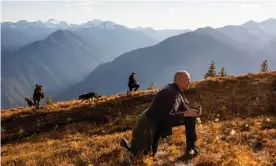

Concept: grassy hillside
[[1, 71, 276, 165]]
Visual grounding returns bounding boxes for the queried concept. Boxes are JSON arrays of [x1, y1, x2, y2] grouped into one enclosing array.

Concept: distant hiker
[[33, 84, 44, 109], [128, 72, 140, 92], [78, 92, 101, 100], [25, 97, 35, 107], [120, 70, 201, 158]]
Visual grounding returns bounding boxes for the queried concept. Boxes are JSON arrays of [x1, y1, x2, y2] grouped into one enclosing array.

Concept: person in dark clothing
[[33, 84, 44, 109], [120, 71, 201, 158], [128, 72, 140, 92]]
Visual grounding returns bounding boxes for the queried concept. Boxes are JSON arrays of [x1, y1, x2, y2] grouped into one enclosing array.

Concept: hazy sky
[[1, 0, 276, 30]]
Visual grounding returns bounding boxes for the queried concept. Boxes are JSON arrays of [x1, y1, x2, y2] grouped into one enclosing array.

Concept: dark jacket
[[145, 83, 189, 137], [33, 86, 44, 100], [145, 83, 189, 155], [128, 74, 137, 86]]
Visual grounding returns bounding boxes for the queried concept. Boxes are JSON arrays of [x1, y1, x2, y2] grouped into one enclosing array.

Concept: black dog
[[25, 97, 35, 107], [78, 92, 101, 100]]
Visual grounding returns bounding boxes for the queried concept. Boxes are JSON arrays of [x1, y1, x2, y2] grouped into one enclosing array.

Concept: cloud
[[83, 6, 93, 11], [77, 1, 98, 11], [241, 4, 261, 9], [78, 1, 98, 6], [64, 4, 72, 9], [169, 6, 178, 13], [63, 1, 95, 11]]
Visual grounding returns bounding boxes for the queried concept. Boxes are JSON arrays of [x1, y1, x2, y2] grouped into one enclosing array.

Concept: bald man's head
[[174, 71, 189, 81], [173, 70, 191, 91]]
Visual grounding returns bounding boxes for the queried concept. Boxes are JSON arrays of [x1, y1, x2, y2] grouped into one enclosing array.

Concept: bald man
[[120, 71, 201, 158]]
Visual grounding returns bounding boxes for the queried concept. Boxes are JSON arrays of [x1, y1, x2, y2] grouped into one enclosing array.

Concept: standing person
[[33, 84, 44, 109]]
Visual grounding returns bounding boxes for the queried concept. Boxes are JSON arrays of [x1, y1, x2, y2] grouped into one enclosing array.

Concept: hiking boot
[[186, 149, 199, 157], [181, 149, 199, 161], [193, 149, 199, 155], [120, 138, 131, 151]]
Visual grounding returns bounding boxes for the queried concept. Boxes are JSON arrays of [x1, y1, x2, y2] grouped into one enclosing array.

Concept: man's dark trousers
[[33, 98, 41, 109], [182, 117, 197, 150], [152, 116, 197, 156], [129, 83, 140, 92]]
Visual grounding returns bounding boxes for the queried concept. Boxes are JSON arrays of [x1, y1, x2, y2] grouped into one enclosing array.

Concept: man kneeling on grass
[[120, 70, 202, 158]]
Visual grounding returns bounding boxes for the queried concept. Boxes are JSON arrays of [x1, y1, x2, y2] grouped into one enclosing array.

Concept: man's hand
[[192, 104, 202, 117], [194, 106, 202, 117], [197, 107, 202, 116], [184, 109, 199, 117]]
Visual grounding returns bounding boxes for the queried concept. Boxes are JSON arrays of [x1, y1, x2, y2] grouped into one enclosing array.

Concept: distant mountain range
[[1, 19, 187, 108], [133, 27, 191, 41], [1, 18, 276, 108], [217, 19, 276, 49], [56, 18, 276, 101]]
